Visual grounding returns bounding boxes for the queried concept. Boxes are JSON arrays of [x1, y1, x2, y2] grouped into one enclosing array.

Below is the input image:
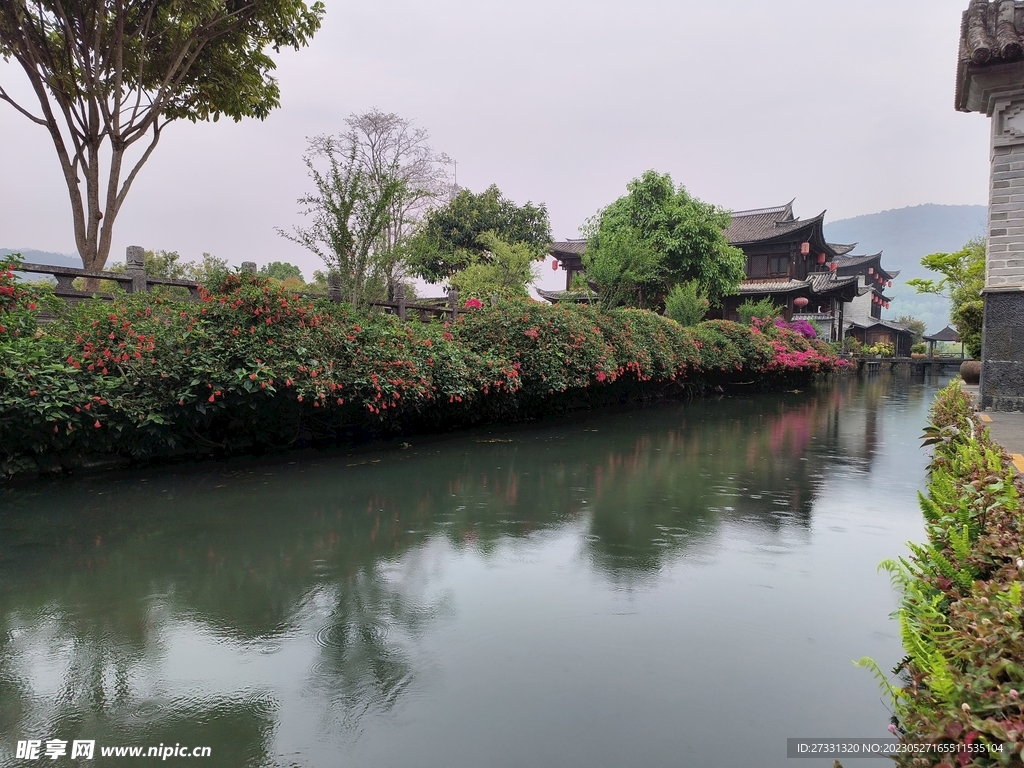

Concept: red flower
[[94, 420, 101, 428], [464, 298, 483, 309]]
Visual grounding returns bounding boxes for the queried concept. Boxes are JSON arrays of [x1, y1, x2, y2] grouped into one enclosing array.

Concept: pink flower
[[464, 298, 483, 309]]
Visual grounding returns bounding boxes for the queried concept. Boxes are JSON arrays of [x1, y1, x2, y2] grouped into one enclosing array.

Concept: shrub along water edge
[[1, 257, 847, 480], [858, 381, 1024, 766]]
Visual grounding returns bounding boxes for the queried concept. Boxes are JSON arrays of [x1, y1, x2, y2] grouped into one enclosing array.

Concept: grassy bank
[[1, 257, 845, 480], [867, 382, 1024, 766]]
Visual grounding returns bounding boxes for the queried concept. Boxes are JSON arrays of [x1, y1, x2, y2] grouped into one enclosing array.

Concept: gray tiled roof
[[550, 239, 587, 256], [924, 325, 962, 342], [724, 202, 827, 245], [808, 272, 858, 293], [535, 288, 593, 304], [956, 0, 1024, 110], [737, 273, 857, 297], [737, 279, 807, 294], [849, 319, 915, 333], [828, 242, 858, 256]]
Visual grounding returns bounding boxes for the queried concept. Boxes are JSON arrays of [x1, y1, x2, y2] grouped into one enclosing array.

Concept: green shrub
[[861, 381, 1024, 763], [663, 281, 708, 327], [736, 296, 781, 325], [0, 257, 848, 477], [911, 342, 927, 355]]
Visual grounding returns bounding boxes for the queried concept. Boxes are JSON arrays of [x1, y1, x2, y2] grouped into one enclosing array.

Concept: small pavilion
[[923, 325, 964, 358]]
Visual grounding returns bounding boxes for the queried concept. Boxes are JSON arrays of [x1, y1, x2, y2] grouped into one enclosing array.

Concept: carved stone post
[[956, 0, 1024, 410], [448, 287, 459, 322], [241, 261, 257, 276], [126, 245, 147, 294], [327, 273, 342, 303], [395, 284, 407, 321]]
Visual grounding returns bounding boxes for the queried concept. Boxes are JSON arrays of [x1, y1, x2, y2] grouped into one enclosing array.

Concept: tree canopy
[[408, 185, 551, 282], [0, 0, 324, 272], [582, 171, 744, 309], [260, 262, 305, 283], [907, 237, 985, 358], [448, 232, 537, 300]]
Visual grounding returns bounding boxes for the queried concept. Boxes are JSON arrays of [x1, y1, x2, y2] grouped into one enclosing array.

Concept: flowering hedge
[[863, 382, 1024, 767], [0, 258, 848, 478]]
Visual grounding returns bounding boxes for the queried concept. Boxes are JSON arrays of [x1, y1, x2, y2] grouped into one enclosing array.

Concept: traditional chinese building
[[716, 202, 860, 340], [833, 252, 899, 326], [547, 201, 894, 343]]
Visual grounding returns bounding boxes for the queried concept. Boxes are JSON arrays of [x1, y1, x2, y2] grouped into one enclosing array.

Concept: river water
[[0, 375, 944, 767]]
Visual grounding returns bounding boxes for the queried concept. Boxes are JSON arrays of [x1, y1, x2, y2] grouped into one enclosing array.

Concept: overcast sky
[[0, 0, 992, 293]]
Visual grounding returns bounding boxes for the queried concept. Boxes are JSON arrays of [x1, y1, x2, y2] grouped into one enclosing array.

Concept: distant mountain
[[824, 204, 988, 335], [0, 248, 82, 269]]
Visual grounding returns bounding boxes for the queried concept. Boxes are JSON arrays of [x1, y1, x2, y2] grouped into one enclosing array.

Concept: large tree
[[0, 0, 324, 273], [907, 237, 985, 358], [344, 110, 452, 298], [582, 171, 744, 309], [278, 134, 403, 311], [408, 184, 551, 282]]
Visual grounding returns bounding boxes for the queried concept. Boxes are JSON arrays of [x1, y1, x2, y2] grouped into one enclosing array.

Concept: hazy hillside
[[0, 248, 81, 269], [824, 204, 987, 335]]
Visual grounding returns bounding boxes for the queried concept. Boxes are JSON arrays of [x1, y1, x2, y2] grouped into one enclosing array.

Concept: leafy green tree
[[448, 232, 536, 300], [582, 171, 745, 309], [907, 238, 985, 358], [663, 281, 709, 327], [895, 315, 927, 345], [408, 185, 551, 282], [346, 110, 451, 298], [278, 135, 403, 310], [260, 262, 305, 283], [183, 254, 231, 286], [0, 0, 324, 274]]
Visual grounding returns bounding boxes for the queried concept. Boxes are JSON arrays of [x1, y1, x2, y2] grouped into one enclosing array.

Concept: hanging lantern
[[817, 253, 827, 265], [868, 267, 874, 275], [551, 259, 559, 271], [888, 280, 893, 288], [800, 242, 810, 255], [793, 297, 809, 309], [829, 262, 837, 272]]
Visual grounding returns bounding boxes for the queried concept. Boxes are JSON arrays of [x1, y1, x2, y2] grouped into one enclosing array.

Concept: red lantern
[[800, 242, 810, 255], [551, 259, 558, 271], [817, 253, 827, 265], [868, 267, 874, 275], [794, 297, 809, 309], [888, 281, 893, 288], [829, 262, 837, 272]]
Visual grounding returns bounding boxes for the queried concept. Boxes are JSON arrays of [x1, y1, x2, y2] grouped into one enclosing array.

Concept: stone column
[[981, 96, 1024, 410], [125, 245, 147, 294]]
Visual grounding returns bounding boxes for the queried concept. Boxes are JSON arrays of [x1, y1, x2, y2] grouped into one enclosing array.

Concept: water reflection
[[0, 376, 931, 765]]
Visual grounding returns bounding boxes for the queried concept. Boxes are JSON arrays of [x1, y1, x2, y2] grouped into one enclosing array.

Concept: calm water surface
[[0, 376, 944, 767]]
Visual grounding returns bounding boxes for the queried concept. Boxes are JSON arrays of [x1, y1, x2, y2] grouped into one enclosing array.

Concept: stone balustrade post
[[448, 288, 459, 322], [241, 262, 257, 276], [126, 245, 147, 294], [327, 273, 342, 303], [395, 284, 407, 321]]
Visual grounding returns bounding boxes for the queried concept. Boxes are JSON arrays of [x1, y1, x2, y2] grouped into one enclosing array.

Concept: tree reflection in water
[[0, 378, 927, 759]]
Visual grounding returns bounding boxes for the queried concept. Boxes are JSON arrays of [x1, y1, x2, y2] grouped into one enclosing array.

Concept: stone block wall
[[988, 143, 1024, 288]]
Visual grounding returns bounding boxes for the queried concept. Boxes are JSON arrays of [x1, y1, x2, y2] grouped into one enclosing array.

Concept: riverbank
[[878, 381, 1024, 766], [0, 260, 846, 482]]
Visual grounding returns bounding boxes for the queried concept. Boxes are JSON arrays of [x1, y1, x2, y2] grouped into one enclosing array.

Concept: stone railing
[[15, 247, 460, 323]]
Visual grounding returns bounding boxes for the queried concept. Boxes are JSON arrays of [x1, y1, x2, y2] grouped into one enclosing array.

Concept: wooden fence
[[15, 246, 460, 323]]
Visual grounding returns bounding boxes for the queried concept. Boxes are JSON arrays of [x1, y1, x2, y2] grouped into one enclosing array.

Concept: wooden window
[[769, 255, 788, 276], [747, 254, 767, 278]]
